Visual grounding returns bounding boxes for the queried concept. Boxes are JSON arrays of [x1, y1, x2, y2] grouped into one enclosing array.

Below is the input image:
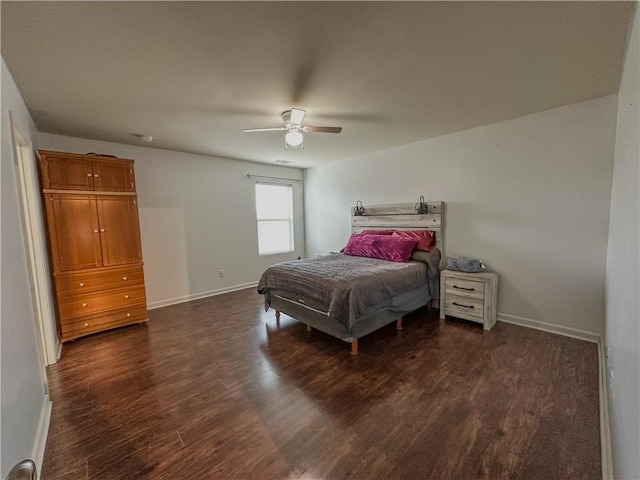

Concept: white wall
[[1, 59, 49, 477], [605, 5, 639, 479], [305, 95, 618, 336], [38, 134, 305, 308]]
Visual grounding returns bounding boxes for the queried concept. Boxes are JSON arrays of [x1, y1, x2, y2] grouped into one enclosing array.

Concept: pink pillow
[[392, 230, 436, 252], [344, 234, 418, 263], [359, 229, 436, 252]]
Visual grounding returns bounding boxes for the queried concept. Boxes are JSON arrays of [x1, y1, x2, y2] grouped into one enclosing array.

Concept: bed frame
[[272, 201, 445, 354]]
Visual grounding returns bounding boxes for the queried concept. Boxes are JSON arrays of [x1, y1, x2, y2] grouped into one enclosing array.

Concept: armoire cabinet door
[[96, 196, 142, 266], [45, 194, 102, 271], [93, 159, 135, 192], [44, 155, 94, 191]]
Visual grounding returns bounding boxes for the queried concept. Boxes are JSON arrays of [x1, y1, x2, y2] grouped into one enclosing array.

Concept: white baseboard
[[31, 394, 52, 480], [497, 312, 600, 343], [598, 341, 614, 480], [147, 281, 259, 310]]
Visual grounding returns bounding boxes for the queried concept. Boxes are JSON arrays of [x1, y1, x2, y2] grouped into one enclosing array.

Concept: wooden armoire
[[38, 150, 148, 342]]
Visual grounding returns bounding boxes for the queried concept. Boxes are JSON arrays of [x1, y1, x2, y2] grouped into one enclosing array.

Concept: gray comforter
[[257, 251, 439, 327]]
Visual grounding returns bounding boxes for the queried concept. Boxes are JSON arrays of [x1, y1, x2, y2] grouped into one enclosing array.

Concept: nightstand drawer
[[445, 295, 484, 323], [444, 277, 485, 300]]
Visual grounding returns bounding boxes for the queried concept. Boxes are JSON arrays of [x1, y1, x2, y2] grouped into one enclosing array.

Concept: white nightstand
[[440, 269, 498, 330]]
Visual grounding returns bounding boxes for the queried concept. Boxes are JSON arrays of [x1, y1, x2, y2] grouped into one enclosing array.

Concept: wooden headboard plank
[[350, 201, 445, 269], [354, 202, 441, 216], [351, 214, 440, 229]]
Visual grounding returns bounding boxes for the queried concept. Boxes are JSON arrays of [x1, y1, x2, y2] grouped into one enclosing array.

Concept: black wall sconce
[[415, 195, 428, 214], [353, 200, 364, 216]]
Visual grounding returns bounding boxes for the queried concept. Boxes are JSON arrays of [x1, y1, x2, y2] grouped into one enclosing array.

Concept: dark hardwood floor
[[42, 287, 600, 479]]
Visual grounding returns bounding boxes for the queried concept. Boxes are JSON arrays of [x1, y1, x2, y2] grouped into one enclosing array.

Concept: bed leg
[[351, 339, 358, 355], [396, 317, 403, 330], [306, 324, 312, 332], [275, 310, 281, 320]]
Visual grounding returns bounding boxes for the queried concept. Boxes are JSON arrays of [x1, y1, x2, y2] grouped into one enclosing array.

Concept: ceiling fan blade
[[303, 126, 342, 134], [289, 108, 306, 125], [243, 127, 286, 133]]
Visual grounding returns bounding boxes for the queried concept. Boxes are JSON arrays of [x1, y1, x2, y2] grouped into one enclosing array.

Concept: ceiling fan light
[[285, 130, 304, 147], [289, 108, 306, 125]]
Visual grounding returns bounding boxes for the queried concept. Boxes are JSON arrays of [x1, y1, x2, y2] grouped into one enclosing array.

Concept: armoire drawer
[[55, 265, 144, 296], [60, 304, 148, 339], [58, 286, 147, 319]]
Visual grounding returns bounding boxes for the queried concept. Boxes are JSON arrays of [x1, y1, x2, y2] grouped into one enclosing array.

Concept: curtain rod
[[246, 174, 302, 183]]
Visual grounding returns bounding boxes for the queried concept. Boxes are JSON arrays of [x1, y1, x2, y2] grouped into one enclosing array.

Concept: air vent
[[275, 159, 295, 164]]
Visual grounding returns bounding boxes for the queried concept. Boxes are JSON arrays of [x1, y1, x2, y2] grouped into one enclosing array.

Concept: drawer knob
[[86, 173, 93, 177], [93, 229, 99, 233], [453, 302, 475, 309], [125, 295, 130, 299], [126, 313, 131, 318], [82, 302, 88, 307], [453, 285, 475, 291], [93, 174, 100, 178], [79, 282, 85, 287], [84, 322, 89, 327], [122, 276, 128, 280]]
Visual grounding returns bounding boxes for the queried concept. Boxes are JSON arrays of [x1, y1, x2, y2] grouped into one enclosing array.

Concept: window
[[255, 183, 294, 255]]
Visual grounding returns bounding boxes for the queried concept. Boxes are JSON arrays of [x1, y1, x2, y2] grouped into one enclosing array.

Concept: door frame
[[10, 111, 60, 366]]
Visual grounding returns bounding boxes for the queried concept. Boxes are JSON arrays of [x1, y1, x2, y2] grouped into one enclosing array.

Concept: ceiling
[[1, 1, 636, 168]]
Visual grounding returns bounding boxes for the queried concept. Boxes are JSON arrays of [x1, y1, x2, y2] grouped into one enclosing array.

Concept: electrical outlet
[[218, 270, 225, 278]]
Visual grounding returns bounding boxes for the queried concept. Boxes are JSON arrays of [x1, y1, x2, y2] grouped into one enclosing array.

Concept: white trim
[[497, 312, 600, 343], [147, 282, 259, 310], [31, 394, 52, 480], [256, 183, 295, 256], [10, 114, 60, 366], [247, 173, 302, 183], [598, 341, 614, 480]]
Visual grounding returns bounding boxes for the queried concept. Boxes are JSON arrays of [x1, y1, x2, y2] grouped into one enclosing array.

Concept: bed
[[257, 201, 445, 354]]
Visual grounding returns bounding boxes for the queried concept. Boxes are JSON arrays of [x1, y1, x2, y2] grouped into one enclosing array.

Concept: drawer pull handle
[[125, 295, 129, 299], [93, 174, 100, 178], [453, 285, 475, 291], [82, 302, 88, 307], [79, 282, 85, 287], [84, 322, 90, 327], [122, 276, 128, 280], [100, 228, 106, 233], [453, 302, 475, 309], [93, 229, 99, 233], [126, 313, 131, 318], [86, 173, 93, 177]]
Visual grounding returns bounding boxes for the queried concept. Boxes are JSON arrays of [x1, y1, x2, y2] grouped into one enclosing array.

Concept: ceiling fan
[[243, 108, 342, 149]]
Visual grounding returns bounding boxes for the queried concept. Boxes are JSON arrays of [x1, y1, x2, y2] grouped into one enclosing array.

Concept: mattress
[[257, 250, 440, 331]]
